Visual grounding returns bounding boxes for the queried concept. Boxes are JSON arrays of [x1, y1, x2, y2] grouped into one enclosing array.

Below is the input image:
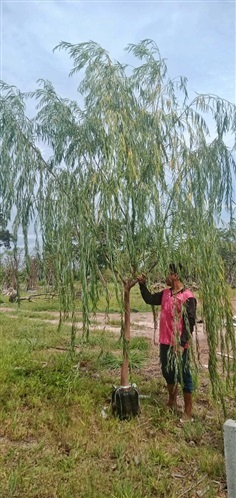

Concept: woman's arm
[[139, 283, 163, 306]]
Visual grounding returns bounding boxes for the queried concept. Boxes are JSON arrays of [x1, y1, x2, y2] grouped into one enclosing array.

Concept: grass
[[0, 282, 154, 313], [0, 289, 236, 497]]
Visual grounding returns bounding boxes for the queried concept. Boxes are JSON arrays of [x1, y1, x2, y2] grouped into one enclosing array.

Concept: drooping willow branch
[[1, 39, 236, 406]]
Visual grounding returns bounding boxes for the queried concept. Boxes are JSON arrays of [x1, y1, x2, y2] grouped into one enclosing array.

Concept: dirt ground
[[98, 311, 211, 367], [1, 299, 236, 370]]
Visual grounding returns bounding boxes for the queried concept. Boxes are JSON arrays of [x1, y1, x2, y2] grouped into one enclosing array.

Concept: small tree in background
[[1, 249, 23, 291], [0, 40, 236, 404], [218, 220, 236, 288], [25, 253, 42, 290], [0, 206, 12, 249]]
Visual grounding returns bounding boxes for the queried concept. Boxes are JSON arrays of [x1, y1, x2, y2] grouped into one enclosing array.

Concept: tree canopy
[[0, 207, 13, 249], [217, 220, 236, 287], [1, 40, 236, 399]]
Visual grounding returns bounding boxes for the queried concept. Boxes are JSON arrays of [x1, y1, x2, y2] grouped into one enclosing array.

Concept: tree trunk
[[120, 281, 131, 386]]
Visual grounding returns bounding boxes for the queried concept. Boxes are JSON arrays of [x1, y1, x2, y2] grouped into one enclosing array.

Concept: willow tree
[[1, 40, 236, 401]]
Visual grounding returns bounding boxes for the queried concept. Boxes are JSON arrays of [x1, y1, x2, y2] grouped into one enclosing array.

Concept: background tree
[[217, 219, 236, 288], [24, 252, 42, 290], [0, 40, 236, 402], [0, 207, 12, 249], [1, 249, 23, 291]]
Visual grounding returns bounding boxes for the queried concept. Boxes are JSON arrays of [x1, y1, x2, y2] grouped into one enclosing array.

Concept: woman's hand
[[137, 273, 147, 285]]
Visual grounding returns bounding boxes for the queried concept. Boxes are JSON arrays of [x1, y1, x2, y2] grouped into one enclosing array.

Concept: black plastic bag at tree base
[[112, 385, 140, 420]]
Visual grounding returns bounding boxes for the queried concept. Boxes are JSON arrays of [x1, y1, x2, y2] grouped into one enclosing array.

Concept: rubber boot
[[183, 392, 193, 420], [166, 384, 178, 412]]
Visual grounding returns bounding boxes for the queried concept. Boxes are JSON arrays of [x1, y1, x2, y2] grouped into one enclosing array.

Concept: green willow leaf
[[0, 40, 236, 401]]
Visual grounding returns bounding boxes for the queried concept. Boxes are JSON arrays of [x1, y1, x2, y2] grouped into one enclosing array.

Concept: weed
[[130, 336, 149, 351], [198, 448, 225, 479], [182, 419, 206, 444]]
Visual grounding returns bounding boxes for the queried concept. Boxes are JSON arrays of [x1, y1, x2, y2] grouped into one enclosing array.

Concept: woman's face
[[165, 272, 177, 287]]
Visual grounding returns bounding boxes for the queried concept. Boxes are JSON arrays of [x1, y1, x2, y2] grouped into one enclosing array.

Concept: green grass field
[[0, 288, 235, 497]]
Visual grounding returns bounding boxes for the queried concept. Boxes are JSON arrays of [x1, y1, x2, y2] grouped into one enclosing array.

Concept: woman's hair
[[169, 262, 183, 276]]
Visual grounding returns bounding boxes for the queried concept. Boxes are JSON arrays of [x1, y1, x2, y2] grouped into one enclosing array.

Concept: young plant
[[0, 40, 236, 399]]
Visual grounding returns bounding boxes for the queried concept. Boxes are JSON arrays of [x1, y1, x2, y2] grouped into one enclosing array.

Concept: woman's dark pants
[[160, 344, 193, 393]]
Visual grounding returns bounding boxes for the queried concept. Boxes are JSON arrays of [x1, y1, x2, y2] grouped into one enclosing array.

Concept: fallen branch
[[217, 352, 234, 360], [17, 293, 57, 302], [177, 475, 207, 498]]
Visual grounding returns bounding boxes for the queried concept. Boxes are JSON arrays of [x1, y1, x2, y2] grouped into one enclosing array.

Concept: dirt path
[[0, 306, 210, 366]]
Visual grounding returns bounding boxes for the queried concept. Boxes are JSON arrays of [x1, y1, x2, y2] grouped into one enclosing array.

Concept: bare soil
[[0, 306, 210, 367], [1, 301, 236, 369]]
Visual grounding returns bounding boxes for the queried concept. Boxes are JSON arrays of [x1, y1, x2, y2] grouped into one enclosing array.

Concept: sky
[[1, 0, 236, 243], [1, 0, 235, 104]]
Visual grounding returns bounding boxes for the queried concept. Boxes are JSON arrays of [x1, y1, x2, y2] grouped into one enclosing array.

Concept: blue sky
[[1, 0, 236, 241], [1, 0, 235, 104]]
